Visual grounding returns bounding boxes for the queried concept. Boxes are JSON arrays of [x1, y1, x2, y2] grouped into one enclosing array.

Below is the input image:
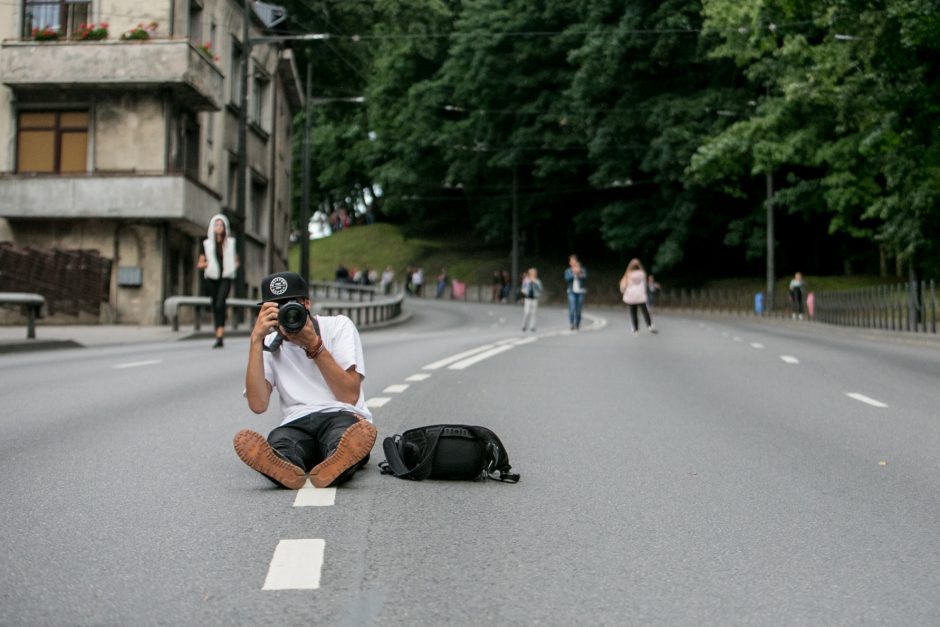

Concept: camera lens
[[277, 301, 307, 333]]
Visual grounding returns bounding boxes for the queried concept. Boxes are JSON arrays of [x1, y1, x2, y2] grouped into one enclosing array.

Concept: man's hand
[[282, 309, 319, 351], [251, 302, 279, 344]]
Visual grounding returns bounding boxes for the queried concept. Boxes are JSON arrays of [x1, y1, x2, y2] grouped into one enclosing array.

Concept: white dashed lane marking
[[846, 393, 888, 408], [383, 384, 409, 393], [733, 337, 742, 342], [780, 355, 799, 364], [112, 359, 162, 369], [405, 373, 431, 382], [366, 397, 391, 408], [262, 539, 325, 590], [750, 343, 765, 349], [293, 481, 336, 507]]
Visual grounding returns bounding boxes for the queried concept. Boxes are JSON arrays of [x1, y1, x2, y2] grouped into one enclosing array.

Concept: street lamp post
[[236, 1, 329, 290], [300, 62, 312, 284]]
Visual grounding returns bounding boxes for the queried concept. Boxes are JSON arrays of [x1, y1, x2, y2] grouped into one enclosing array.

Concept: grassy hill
[[289, 223, 903, 304]]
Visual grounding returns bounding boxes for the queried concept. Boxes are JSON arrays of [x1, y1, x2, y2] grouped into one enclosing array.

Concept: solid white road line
[[422, 344, 497, 370], [780, 355, 800, 364], [383, 384, 409, 393], [262, 539, 325, 590], [293, 481, 336, 507], [405, 373, 431, 382], [112, 359, 162, 369], [846, 393, 888, 408], [750, 343, 765, 349], [366, 397, 391, 408], [510, 337, 537, 346], [448, 345, 515, 370]]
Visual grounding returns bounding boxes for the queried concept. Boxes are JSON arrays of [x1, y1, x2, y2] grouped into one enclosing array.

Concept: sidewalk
[[0, 324, 248, 354]]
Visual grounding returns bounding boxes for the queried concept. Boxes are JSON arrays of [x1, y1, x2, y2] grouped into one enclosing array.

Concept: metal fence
[[406, 277, 939, 336], [813, 281, 937, 333], [0, 243, 110, 317]]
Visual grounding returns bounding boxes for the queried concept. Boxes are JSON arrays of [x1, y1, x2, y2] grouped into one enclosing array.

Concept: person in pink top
[[619, 258, 657, 336]]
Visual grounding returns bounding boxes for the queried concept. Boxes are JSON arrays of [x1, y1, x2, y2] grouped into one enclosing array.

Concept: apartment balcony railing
[[0, 172, 220, 227], [0, 39, 224, 111]]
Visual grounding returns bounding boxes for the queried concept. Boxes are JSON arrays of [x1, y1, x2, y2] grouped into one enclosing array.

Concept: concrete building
[[0, 0, 302, 324]]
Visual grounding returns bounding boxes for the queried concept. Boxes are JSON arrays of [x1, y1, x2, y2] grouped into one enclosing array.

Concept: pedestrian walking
[[520, 267, 542, 332], [234, 271, 377, 489], [436, 268, 448, 298], [380, 266, 395, 295], [789, 272, 805, 319], [647, 274, 661, 307], [196, 213, 239, 348], [620, 258, 657, 336], [412, 267, 424, 297], [491, 271, 502, 302], [564, 254, 588, 330]]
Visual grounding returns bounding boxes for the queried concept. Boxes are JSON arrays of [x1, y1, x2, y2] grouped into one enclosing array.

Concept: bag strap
[[378, 435, 410, 476], [378, 427, 445, 480], [466, 426, 520, 483]]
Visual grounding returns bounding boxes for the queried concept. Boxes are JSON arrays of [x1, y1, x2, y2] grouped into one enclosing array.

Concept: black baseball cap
[[259, 271, 309, 304]]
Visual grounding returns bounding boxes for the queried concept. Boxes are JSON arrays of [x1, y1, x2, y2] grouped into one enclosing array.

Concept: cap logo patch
[[270, 277, 288, 295]]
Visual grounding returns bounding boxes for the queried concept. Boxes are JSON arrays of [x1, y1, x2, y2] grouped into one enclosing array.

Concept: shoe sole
[[233, 429, 307, 490], [309, 419, 377, 488]]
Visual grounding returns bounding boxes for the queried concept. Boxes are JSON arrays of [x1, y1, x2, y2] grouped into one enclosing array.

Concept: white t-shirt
[[262, 315, 372, 426]]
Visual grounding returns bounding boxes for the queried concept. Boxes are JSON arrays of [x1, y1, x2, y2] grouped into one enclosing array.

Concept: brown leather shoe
[[233, 429, 307, 490], [309, 419, 377, 488]]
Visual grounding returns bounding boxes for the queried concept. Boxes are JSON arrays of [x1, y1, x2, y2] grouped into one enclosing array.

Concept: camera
[[277, 300, 308, 333]]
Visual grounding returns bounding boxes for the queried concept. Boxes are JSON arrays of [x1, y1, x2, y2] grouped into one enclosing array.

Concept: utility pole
[[766, 171, 775, 313], [299, 62, 312, 283], [236, 10, 327, 287], [235, 0, 251, 301], [511, 166, 519, 297]]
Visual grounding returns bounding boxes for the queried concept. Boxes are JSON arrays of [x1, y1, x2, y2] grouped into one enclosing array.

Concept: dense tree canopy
[[278, 0, 940, 278]]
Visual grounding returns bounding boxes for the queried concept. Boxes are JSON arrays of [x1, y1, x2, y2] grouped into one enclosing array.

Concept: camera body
[[277, 299, 308, 333]]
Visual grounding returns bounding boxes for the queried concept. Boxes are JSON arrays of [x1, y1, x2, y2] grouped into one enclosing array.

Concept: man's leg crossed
[[309, 413, 377, 488]]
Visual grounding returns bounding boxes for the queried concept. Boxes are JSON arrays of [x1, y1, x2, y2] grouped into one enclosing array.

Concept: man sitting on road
[[234, 271, 377, 489]]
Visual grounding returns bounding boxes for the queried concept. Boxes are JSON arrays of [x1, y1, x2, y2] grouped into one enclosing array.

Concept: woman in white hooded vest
[[197, 214, 239, 348]]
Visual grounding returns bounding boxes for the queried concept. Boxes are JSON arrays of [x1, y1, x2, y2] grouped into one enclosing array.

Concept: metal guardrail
[[162, 296, 260, 332], [0, 292, 46, 339], [163, 282, 404, 331], [313, 292, 404, 328]]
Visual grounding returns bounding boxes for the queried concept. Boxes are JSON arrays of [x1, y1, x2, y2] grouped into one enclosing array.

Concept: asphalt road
[[2, 299, 940, 626]]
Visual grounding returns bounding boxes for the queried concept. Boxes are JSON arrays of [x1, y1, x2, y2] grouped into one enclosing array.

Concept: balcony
[[0, 173, 220, 229], [0, 39, 224, 111]]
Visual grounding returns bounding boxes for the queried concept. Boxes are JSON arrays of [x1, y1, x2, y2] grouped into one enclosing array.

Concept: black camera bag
[[379, 424, 520, 483]]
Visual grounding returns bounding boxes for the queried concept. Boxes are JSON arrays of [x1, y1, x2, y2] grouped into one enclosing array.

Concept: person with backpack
[[520, 267, 542, 332], [233, 271, 377, 489], [620, 258, 657, 336]]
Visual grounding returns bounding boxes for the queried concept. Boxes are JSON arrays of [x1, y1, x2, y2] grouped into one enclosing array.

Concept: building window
[[230, 40, 243, 104], [16, 110, 88, 173], [227, 160, 239, 209], [250, 179, 267, 234], [22, 0, 91, 39], [251, 69, 270, 130], [188, 1, 203, 46], [173, 113, 200, 180]]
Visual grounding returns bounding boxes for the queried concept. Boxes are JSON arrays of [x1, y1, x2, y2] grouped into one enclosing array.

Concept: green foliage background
[[280, 0, 940, 280]]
